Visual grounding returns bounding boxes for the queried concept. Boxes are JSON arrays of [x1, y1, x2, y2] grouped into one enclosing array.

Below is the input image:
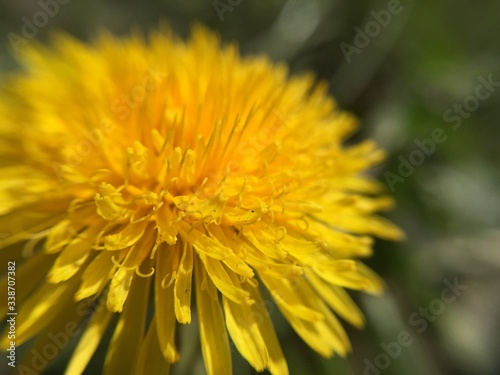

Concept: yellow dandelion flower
[[0, 26, 404, 375]]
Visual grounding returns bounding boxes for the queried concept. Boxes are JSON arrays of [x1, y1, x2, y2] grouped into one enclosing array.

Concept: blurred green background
[[1, 0, 499, 374]]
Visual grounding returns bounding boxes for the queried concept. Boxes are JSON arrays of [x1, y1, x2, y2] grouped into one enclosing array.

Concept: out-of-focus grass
[[1, 1, 499, 374]]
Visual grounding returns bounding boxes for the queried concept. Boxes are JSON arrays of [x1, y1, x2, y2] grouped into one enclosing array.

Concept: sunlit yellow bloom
[[0, 26, 404, 375]]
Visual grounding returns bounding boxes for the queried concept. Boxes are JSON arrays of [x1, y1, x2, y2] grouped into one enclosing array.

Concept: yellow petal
[[245, 250, 303, 279], [134, 319, 171, 375], [173, 192, 226, 224], [177, 220, 230, 260], [308, 259, 357, 282], [280, 303, 350, 358], [221, 203, 267, 226], [206, 225, 254, 277], [264, 275, 351, 357], [259, 274, 323, 322], [198, 253, 253, 305], [104, 269, 151, 375], [174, 241, 193, 324], [65, 298, 113, 375], [317, 261, 384, 294], [155, 206, 178, 245], [104, 220, 148, 250], [74, 251, 117, 301], [243, 228, 287, 260], [44, 219, 78, 253], [278, 234, 320, 259], [313, 212, 405, 241], [214, 227, 303, 278], [48, 226, 100, 283], [306, 270, 365, 328], [107, 231, 155, 312], [95, 193, 126, 220], [155, 245, 180, 362], [343, 176, 385, 194], [107, 267, 135, 313], [178, 221, 253, 278], [195, 257, 232, 375], [223, 284, 288, 375], [301, 218, 374, 258]]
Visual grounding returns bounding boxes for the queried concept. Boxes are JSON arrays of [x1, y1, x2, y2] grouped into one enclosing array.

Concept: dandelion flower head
[[0, 26, 404, 374]]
